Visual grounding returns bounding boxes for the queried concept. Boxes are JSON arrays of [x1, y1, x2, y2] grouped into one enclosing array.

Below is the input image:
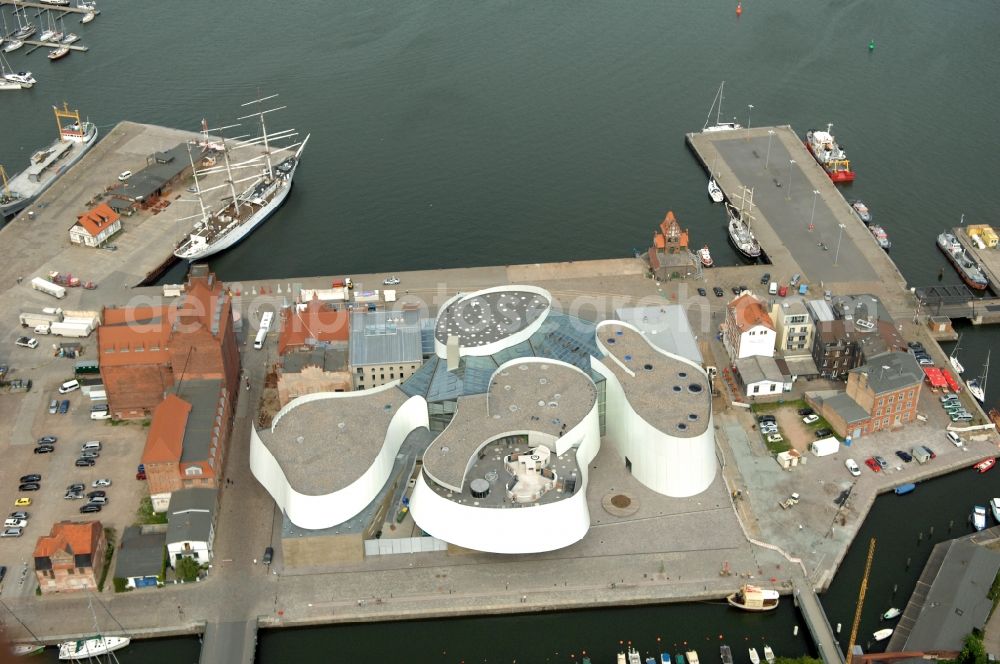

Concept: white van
[[946, 431, 964, 447], [768, 282, 778, 295], [58, 379, 80, 394], [90, 407, 110, 421], [34, 324, 51, 335], [81, 440, 102, 452]]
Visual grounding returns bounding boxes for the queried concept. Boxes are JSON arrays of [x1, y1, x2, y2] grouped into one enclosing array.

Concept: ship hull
[[804, 141, 855, 183], [175, 165, 297, 262], [937, 240, 989, 290], [1, 124, 99, 219]]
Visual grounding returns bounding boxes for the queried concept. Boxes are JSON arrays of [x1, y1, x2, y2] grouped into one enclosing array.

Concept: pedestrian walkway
[[792, 577, 845, 664], [199, 620, 257, 664]]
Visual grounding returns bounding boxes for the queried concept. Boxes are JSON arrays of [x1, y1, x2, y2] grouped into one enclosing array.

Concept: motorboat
[[4, 71, 36, 87], [873, 629, 893, 642], [81, 12, 95, 23], [699, 245, 713, 267], [763, 646, 775, 664], [685, 650, 700, 664], [708, 178, 724, 203], [727, 584, 779, 611], [972, 505, 987, 531], [662, 652, 673, 664], [628, 647, 642, 664], [647, 659, 657, 664], [991, 497, 1000, 523], [894, 483, 916, 495], [850, 200, 872, 224], [48, 46, 70, 60], [882, 607, 901, 621], [10, 643, 44, 656], [749, 648, 761, 664], [618, 653, 627, 664], [974, 458, 996, 474], [870, 224, 891, 251], [58, 635, 130, 660], [719, 645, 732, 664]]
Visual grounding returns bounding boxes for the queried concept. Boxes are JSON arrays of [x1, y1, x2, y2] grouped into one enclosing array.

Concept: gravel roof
[[434, 290, 549, 348], [594, 323, 710, 438]]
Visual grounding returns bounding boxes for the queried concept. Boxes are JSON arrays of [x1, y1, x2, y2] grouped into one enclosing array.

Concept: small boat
[[850, 200, 872, 224], [749, 648, 761, 664], [702, 81, 742, 133], [972, 505, 987, 531], [763, 646, 775, 664], [39, 28, 58, 42], [685, 650, 700, 664], [676, 654, 685, 664], [48, 46, 70, 60], [727, 584, 779, 611], [11, 643, 45, 656], [870, 224, 891, 251], [894, 483, 916, 496], [58, 635, 130, 660], [720, 645, 733, 664], [991, 497, 1000, 523], [882, 607, 901, 621], [708, 178, 724, 203], [618, 653, 627, 664], [967, 350, 990, 403], [662, 653, 673, 664], [647, 659, 657, 664], [3, 39, 25, 53], [974, 458, 996, 474], [0, 78, 21, 90], [61, 32, 79, 44], [873, 629, 893, 642], [4, 71, 36, 87], [699, 245, 714, 267], [628, 647, 642, 664], [81, 12, 95, 23]]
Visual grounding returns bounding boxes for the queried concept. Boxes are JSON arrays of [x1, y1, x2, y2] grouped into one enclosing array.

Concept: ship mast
[[184, 143, 211, 224], [238, 93, 285, 180], [1, 165, 10, 199]]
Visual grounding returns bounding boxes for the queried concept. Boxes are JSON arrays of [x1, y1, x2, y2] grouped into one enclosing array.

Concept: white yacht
[[708, 178, 724, 203], [57, 636, 130, 660]]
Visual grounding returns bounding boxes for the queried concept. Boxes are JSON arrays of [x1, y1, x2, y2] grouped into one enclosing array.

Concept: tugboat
[[699, 245, 714, 267], [727, 584, 779, 611], [850, 200, 872, 225], [937, 231, 989, 290], [869, 224, 891, 251], [805, 124, 855, 183]]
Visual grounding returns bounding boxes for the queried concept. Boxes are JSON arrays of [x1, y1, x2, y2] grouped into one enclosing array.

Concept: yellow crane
[[846, 537, 877, 664]]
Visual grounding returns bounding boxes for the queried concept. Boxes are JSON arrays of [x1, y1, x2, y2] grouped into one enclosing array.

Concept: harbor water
[[2, 0, 998, 661]]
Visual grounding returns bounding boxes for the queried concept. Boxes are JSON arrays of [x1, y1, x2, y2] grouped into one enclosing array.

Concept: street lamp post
[[809, 189, 820, 231], [764, 129, 775, 169], [834, 223, 846, 266], [786, 159, 795, 199], [746, 104, 754, 141]]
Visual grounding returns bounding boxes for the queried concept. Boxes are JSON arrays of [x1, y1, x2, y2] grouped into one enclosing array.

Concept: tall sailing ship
[[174, 95, 310, 262], [726, 186, 761, 260], [1, 103, 98, 218]]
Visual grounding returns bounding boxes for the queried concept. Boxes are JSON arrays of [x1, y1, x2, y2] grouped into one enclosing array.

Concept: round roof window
[[672, 385, 682, 392], [689, 383, 704, 393], [677, 423, 688, 431], [643, 364, 654, 371]]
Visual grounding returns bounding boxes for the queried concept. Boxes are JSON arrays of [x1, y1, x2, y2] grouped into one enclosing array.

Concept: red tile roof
[[75, 203, 120, 237], [277, 300, 350, 355], [142, 394, 191, 465], [33, 521, 102, 559], [98, 305, 172, 367], [729, 293, 774, 332]]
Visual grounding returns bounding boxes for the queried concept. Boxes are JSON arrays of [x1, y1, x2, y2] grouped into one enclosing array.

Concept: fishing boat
[[628, 647, 642, 664], [805, 124, 855, 183], [937, 231, 989, 290], [749, 648, 761, 664], [661, 652, 673, 664], [974, 458, 996, 474], [882, 607, 901, 621], [971, 505, 988, 531], [685, 650, 700, 664], [708, 178, 724, 203], [763, 646, 775, 664], [702, 81, 742, 133], [725, 188, 761, 260], [950, 335, 965, 375], [10, 643, 44, 656], [967, 350, 989, 403], [873, 629, 893, 642], [719, 645, 732, 664], [727, 583, 779, 611], [1, 103, 99, 218], [57, 635, 130, 660], [48, 46, 70, 60], [869, 224, 891, 251], [174, 97, 310, 261], [894, 483, 916, 495], [850, 200, 871, 224], [699, 245, 714, 267]]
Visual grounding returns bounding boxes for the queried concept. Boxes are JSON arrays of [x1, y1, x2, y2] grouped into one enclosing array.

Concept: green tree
[[957, 632, 987, 664], [774, 657, 823, 664], [176, 557, 201, 583]]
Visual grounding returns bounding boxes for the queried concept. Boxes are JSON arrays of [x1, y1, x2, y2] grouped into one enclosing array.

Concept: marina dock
[[0, 0, 91, 13]]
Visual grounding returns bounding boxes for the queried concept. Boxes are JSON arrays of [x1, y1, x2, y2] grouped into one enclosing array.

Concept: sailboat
[[57, 596, 131, 661], [726, 186, 761, 260], [702, 81, 742, 133], [708, 178, 724, 203], [967, 350, 989, 404], [174, 96, 310, 261], [11, 6, 36, 40], [950, 335, 965, 375], [60, 17, 79, 44]]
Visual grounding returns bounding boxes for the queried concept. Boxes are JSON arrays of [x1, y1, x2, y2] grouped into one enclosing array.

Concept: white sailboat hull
[[58, 636, 130, 660]]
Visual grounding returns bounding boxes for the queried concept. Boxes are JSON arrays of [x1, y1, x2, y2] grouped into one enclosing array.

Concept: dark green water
[[4, 1, 999, 661]]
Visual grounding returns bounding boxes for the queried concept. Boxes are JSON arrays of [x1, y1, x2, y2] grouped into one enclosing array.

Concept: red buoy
[[736, 2, 743, 15]]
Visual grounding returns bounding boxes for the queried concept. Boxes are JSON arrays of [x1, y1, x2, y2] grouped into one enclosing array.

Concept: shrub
[[113, 577, 129, 593], [176, 557, 200, 583]]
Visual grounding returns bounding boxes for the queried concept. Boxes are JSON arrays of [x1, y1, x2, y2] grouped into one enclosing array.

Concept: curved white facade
[[249, 384, 429, 530], [593, 321, 717, 497], [433, 285, 552, 359]]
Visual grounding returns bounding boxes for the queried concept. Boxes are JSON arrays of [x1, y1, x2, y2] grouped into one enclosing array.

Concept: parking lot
[[0, 363, 148, 599]]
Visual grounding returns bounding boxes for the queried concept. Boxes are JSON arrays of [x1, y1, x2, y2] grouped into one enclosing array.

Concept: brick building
[[33, 521, 106, 594], [277, 299, 350, 355], [723, 292, 776, 361], [98, 265, 240, 419]]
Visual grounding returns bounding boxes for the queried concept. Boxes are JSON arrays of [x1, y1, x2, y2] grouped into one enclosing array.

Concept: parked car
[[815, 428, 833, 438], [713, 286, 724, 297], [757, 414, 776, 424], [48, 399, 58, 414], [917, 357, 934, 366], [907, 341, 924, 350], [766, 433, 784, 443], [1, 528, 23, 538], [922, 445, 937, 459], [17, 483, 40, 492], [0, 565, 6, 582], [118, 170, 132, 181], [15, 336, 38, 349], [89, 496, 108, 505], [845, 459, 861, 477], [4, 519, 27, 529], [58, 399, 70, 414], [66, 483, 84, 492], [697, 287, 707, 296], [874, 455, 888, 470], [33, 445, 55, 454], [802, 414, 820, 424], [14, 497, 31, 507], [797, 407, 814, 417], [64, 491, 84, 500], [79, 503, 102, 513], [760, 273, 771, 285], [87, 491, 106, 499], [760, 424, 778, 433], [9, 511, 29, 520], [37, 435, 57, 445], [895, 450, 913, 463], [382, 276, 400, 286], [92, 479, 112, 488], [947, 431, 964, 447], [80, 450, 100, 459], [74, 458, 96, 467], [19, 474, 41, 483], [865, 457, 881, 472]]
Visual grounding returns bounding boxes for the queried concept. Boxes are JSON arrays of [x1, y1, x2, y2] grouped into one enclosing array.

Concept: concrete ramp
[[200, 620, 257, 664]]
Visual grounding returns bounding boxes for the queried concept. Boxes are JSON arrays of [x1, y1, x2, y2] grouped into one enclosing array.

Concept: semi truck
[[20, 308, 64, 327], [49, 321, 93, 338], [31, 277, 66, 299]]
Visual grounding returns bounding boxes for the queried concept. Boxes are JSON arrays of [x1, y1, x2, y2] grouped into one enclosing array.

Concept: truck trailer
[[49, 321, 93, 338], [20, 308, 64, 327], [30, 277, 66, 299]]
